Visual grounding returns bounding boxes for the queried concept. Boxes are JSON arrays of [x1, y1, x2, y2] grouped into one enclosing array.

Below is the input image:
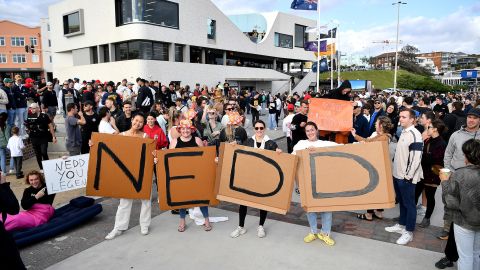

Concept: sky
[[1, 0, 479, 63]]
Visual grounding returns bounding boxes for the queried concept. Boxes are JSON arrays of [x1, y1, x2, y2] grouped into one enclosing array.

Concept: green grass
[[319, 70, 423, 90]]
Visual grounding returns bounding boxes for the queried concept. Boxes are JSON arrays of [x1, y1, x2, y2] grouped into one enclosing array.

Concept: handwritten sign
[[43, 154, 89, 194], [308, 98, 353, 131], [296, 141, 395, 212]]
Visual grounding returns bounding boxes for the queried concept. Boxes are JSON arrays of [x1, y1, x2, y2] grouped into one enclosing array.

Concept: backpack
[[453, 114, 467, 132]]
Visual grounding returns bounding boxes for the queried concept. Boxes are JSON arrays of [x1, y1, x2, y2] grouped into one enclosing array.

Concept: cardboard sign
[[296, 141, 395, 212], [216, 144, 297, 215], [156, 146, 219, 210], [308, 98, 353, 132], [43, 154, 89, 194], [86, 133, 155, 200]]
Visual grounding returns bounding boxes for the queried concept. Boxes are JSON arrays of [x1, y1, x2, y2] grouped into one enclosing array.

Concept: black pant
[[275, 111, 280, 127], [287, 137, 293, 154], [13, 157, 23, 177], [414, 181, 437, 219], [238, 205, 267, 227], [251, 110, 259, 124], [31, 139, 49, 169], [0, 225, 26, 269], [445, 222, 459, 261]]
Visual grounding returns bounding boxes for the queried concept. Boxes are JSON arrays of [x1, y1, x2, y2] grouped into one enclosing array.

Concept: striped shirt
[[393, 125, 424, 184]]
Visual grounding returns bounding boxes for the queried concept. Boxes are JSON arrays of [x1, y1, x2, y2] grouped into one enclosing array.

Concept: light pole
[[392, 1, 406, 91]]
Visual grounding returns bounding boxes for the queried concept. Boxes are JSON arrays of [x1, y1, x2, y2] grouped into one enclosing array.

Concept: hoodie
[[327, 80, 351, 101], [444, 127, 480, 171]]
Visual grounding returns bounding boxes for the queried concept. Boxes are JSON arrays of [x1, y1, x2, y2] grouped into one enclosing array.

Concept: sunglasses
[[226, 108, 234, 111], [254, 126, 265, 130], [375, 102, 381, 104], [427, 126, 434, 129], [208, 112, 216, 114]]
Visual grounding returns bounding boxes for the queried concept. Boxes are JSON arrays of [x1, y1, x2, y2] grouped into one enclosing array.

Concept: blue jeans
[[306, 212, 333, 235], [179, 207, 209, 219], [7, 109, 16, 127], [393, 177, 417, 232], [15, 107, 27, 136], [268, 113, 277, 129], [0, 147, 7, 174]]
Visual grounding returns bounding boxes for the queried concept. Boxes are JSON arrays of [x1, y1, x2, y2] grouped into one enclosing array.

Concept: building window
[[11, 37, 25, 47], [91, 46, 98, 64], [294, 24, 307, 48], [207, 19, 216, 39], [12, 54, 26, 63], [47, 24, 50, 31], [274, 33, 293, 49], [115, 0, 179, 29], [48, 39, 52, 47], [102, 45, 110, 62], [0, 37, 4, 46], [63, 9, 85, 36], [190, 46, 202, 63], [175, 44, 184, 62], [49, 55, 52, 63], [206, 49, 223, 65], [0, 54, 6, 63], [114, 40, 169, 61], [32, 54, 40, 63], [30, 37, 38, 46]]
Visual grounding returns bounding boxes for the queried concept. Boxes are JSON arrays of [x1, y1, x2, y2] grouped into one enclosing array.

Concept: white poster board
[[43, 154, 89, 194]]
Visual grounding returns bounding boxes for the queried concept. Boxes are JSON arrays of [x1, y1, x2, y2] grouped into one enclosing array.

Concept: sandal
[[203, 224, 212, 231], [356, 213, 373, 221], [178, 224, 186, 232]]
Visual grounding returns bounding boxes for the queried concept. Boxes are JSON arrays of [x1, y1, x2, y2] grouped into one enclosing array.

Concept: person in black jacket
[[136, 79, 154, 115], [327, 80, 351, 101], [368, 99, 386, 136], [42, 82, 58, 121], [442, 101, 466, 142], [349, 104, 369, 143], [230, 120, 282, 239], [12, 76, 29, 137], [0, 174, 26, 269]]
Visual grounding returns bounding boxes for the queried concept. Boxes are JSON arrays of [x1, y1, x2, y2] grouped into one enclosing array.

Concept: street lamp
[[392, 1, 407, 92]]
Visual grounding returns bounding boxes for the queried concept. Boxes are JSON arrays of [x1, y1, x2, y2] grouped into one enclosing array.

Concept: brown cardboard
[[297, 141, 395, 212], [217, 144, 297, 215], [156, 146, 219, 210], [308, 98, 353, 131], [86, 133, 155, 200]]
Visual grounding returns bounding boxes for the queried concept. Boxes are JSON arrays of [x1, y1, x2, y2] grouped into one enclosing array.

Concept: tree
[[399, 44, 420, 63], [397, 74, 450, 92]]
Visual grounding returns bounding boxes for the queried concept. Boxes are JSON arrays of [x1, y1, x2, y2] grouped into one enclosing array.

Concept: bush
[[397, 74, 450, 92]]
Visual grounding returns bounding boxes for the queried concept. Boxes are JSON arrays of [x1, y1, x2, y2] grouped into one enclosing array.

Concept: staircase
[[292, 71, 317, 94], [48, 114, 69, 158]]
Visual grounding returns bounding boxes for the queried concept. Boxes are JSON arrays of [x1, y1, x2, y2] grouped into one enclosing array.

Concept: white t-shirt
[[292, 139, 339, 155], [7, 136, 25, 157], [282, 114, 295, 138], [116, 85, 128, 95], [99, 120, 116, 134]]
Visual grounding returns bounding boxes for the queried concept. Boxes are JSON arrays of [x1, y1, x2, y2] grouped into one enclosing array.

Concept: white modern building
[[415, 56, 438, 75], [47, 0, 316, 93], [39, 18, 53, 81]]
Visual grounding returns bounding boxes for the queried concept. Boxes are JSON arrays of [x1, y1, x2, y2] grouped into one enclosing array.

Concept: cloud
[[341, 6, 480, 58], [0, 0, 59, 26]]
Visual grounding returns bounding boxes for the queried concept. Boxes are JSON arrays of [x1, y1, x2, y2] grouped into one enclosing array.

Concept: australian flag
[[312, 58, 328, 73], [291, 0, 318, 10]]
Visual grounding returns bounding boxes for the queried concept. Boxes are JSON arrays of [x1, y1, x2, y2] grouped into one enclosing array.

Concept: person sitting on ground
[[4, 170, 55, 232]]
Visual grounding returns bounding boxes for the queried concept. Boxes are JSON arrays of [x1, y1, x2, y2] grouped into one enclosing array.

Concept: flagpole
[[337, 24, 340, 87], [330, 29, 334, 90], [316, 0, 321, 94]]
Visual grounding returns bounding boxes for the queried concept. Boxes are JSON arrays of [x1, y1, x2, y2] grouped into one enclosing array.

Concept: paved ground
[[15, 113, 449, 269]]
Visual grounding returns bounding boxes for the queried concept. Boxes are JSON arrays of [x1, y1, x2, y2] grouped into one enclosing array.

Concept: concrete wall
[[72, 48, 92, 66]]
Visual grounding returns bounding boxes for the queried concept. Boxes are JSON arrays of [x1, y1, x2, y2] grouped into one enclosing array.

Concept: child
[[7, 126, 25, 179]]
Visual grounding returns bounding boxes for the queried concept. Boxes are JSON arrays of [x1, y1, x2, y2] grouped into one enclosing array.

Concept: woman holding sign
[[169, 119, 212, 232], [105, 113, 156, 240], [230, 120, 281, 239], [292, 122, 338, 246]]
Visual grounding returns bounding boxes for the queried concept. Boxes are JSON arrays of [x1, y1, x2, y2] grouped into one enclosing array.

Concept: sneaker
[[141, 227, 149, 235], [434, 257, 454, 269], [317, 233, 335, 246], [396, 231, 413, 245], [105, 230, 122, 240], [417, 206, 426, 216], [419, 218, 430, 228], [304, 233, 317, 243], [230, 226, 247, 238], [385, 224, 406, 234], [8, 169, 14, 175], [437, 231, 449, 240], [257, 226, 266, 238]]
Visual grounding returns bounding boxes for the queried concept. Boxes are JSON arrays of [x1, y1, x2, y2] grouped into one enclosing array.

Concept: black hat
[[338, 80, 352, 90], [467, 108, 480, 118]]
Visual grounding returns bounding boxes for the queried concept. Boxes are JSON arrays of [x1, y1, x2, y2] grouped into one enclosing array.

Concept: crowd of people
[[0, 76, 479, 270]]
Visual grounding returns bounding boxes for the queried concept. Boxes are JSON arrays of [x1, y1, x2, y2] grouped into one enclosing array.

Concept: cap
[[46, 82, 53, 86], [467, 108, 480, 118], [287, 103, 294, 111], [3, 78, 13, 83], [127, 82, 134, 85]]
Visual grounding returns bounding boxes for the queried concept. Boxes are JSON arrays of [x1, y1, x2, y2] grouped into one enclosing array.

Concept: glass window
[[91, 46, 98, 64], [190, 46, 202, 63], [63, 11, 83, 35], [274, 33, 293, 49], [206, 49, 223, 65], [175, 44, 184, 62], [294, 24, 307, 48], [12, 54, 26, 63], [115, 42, 128, 61], [47, 24, 50, 31], [49, 55, 52, 63], [207, 19, 216, 39], [48, 39, 51, 47], [0, 54, 6, 63], [116, 0, 179, 29], [102, 45, 110, 62], [32, 54, 39, 63], [114, 40, 168, 61], [152, 42, 168, 61], [226, 51, 273, 69], [0, 37, 4, 46], [30, 37, 38, 46], [11, 37, 25, 47]]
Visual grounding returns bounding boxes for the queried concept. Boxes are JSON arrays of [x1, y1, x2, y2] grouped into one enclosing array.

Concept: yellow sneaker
[[304, 233, 317, 243], [317, 233, 335, 246]]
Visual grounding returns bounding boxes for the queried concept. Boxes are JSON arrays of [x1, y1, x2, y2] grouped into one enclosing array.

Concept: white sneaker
[[105, 229, 122, 240], [385, 224, 406, 234], [141, 227, 149, 235], [396, 231, 413, 245], [257, 225, 266, 238], [230, 226, 247, 238], [8, 169, 14, 175]]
